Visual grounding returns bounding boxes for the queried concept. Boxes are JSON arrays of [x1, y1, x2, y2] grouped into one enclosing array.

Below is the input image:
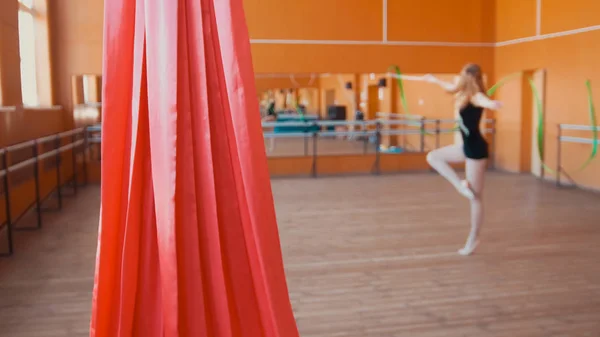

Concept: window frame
[[18, 0, 39, 107]]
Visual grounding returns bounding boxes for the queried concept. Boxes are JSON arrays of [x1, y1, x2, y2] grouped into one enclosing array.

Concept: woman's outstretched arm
[[422, 74, 459, 93], [471, 92, 503, 110]]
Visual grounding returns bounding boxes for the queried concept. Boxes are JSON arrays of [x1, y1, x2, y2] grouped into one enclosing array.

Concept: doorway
[[367, 85, 379, 120], [517, 69, 546, 177], [324, 90, 335, 106], [529, 69, 546, 178], [323, 89, 335, 118]]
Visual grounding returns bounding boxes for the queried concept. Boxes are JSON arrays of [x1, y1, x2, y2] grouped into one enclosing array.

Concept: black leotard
[[267, 102, 277, 117], [459, 102, 488, 160]]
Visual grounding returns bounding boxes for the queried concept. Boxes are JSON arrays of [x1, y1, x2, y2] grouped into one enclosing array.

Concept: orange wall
[[40, 1, 498, 104], [250, 45, 493, 75], [387, 0, 495, 43], [48, 0, 104, 112], [318, 74, 358, 119], [246, 0, 494, 73], [255, 75, 319, 93], [45, 0, 495, 107], [493, 0, 600, 189], [0, 107, 67, 147], [245, 0, 494, 42], [0, 0, 23, 106], [541, 0, 599, 33], [244, 0, 383, 41], [495, 0, 536, 42]]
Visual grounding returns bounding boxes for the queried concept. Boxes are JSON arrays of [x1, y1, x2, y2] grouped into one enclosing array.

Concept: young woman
[[262, 100, 277, 152], [423, 64, 502, 256], [262, 100, 277, 122]]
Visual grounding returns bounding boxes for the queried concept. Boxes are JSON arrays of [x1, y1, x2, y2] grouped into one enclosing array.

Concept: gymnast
[[422, 64, 503, 256], [261, 100, 277, 152], [262, 100, 277, 122]]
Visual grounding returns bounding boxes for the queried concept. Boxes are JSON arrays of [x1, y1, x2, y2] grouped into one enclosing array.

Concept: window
[[18, 0, 38, 106], [19, 0, 34, 7], [82, 77, 90, 104]]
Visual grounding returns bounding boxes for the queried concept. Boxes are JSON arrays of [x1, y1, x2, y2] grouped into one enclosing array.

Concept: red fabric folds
[[90, 0, 299, 336]]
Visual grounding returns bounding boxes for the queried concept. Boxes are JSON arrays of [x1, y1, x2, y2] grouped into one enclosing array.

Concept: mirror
[[72, 74, 102, 126], [255, 72, 492, 157]]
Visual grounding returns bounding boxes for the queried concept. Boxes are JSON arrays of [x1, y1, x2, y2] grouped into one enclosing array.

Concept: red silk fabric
[[90, 0, 299, 336]]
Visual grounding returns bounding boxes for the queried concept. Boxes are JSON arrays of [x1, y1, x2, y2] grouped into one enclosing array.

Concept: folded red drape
[[90, 0, 299, 336]]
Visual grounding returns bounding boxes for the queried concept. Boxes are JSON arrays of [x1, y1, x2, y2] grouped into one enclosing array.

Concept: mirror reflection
[[256, 72, 494, 158]]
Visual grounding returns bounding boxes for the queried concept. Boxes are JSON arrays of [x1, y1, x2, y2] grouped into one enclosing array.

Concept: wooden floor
[[1, 173, 600, 336]]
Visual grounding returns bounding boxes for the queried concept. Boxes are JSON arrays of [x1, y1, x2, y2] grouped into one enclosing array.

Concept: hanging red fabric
[[90, 0, 299, 336]]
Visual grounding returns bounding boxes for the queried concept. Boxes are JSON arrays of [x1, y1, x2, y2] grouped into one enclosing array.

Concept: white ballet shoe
[[457, 180, 475, 200], [458, 240, 479, 256]]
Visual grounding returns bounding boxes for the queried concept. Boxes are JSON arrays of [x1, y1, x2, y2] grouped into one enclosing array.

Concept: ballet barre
[[262, 118, 497, 168], [263, 132, 312, 138], [0, 127, 92, 257], [376, 112, 425, 120], [555, 124, 600, 187], [87, 125, 102, 132], [558, 124, 600, 131], [262, 120, 379, 128]]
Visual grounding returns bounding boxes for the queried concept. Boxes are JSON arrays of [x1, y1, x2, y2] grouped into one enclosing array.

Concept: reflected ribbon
[[388, 65, 435, 134]]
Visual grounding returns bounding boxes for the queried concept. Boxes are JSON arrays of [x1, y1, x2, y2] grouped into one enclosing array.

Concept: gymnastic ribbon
[[528, 77, 556, 174], [293, 93, 306, 121], [388, 65, 434, 133], [486, 72, 521, 96], [579, 80, 598, 170], [91, 0, 300, 336], [491, 73, 597, 173], [296, 103, 306, 120], [487, 73, 553, 173], [389, 65, 409, 117]]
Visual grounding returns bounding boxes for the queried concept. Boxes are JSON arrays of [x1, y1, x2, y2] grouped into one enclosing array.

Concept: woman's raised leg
[[426, 145, 473, 199]]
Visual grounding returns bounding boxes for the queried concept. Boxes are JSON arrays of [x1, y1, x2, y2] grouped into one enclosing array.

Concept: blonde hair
[[452, 63, 487, 108]]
